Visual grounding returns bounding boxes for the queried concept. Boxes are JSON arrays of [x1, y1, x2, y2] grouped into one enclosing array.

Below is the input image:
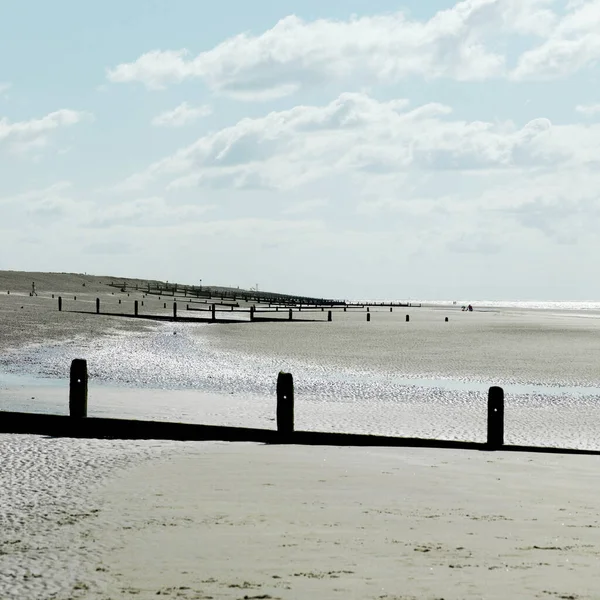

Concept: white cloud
[[224, 84, 301, 102], [152, 102, 212, 127], [0, 82, 11, 95], [283, 198, 329, 215], [107, 49, 192, 90], [103, 88, 600, 274], [576, 103, 600, 116], [0, 109, 91, 155], [9, 135, 49, 157], [0, 182, 89, 225], [107, 1, 528, 97], [0, 181, 73, 203], [0, 184, 214, 233], [114, 93, 575, 195], [106, 2, 600, 91], [85, 196, 215, 228], [511, 0, 600, 80]]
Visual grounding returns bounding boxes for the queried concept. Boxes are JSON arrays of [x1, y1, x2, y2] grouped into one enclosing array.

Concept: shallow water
[[1, 312, 600, 449]]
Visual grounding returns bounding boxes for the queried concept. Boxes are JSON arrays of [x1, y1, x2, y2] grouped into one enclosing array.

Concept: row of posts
[[276, 375, 503, 447], [58, 298, 335, 323], [67, 360, 504, 449], [57, 299, 450, 325]]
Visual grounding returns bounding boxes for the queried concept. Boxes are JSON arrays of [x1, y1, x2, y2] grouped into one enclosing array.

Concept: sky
[[1, 0, 600, 301]]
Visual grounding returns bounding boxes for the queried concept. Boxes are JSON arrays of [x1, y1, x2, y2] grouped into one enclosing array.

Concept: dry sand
[[85, 443, 600, 600]]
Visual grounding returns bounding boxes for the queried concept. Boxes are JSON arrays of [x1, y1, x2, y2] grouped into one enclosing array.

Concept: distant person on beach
[[31, 282, 37, 296]]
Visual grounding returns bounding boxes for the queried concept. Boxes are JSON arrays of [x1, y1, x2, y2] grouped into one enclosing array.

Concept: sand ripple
[[0, 434, 185, 600]]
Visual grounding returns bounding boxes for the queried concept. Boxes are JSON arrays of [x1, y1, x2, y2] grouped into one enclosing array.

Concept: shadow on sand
[[2, 411, 600, 456]]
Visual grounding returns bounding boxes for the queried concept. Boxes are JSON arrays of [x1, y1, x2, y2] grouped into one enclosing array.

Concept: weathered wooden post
[[164, 302, 167, 309], [445, 317, 449, 322], [96, 298, 100, 314], [328, 310, 332, 322], [250, 306, 255, 321], [289, 308, 293, 321], [487, 386, 504, 449], [344, 306, 347, 312], [367, 307, 370, 312], [173, 302, 177, 320], [276, 372, 294, 437], [390, 307, 393, 312], [58, 297, 62, 311], [69, 359, 88, 418], [367, 313, 371, 322], [212, 303, 216, 321], [134, 300, 138, 316], [406, 314, 410, 322]]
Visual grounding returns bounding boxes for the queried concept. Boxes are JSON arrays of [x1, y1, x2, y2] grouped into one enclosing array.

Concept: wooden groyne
[[56, 294, 425, 325], [106, 280, 419, 310], [1, 361, 599, 456], [108, 281, 346, 308], [4, 409, 598, 455]]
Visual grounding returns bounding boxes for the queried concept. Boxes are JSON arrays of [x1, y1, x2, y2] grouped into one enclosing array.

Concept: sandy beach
[[3, 270, 600, 599], [80, 444, 600, 599]]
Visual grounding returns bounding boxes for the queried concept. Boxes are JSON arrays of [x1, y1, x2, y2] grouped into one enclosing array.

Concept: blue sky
[[1, 0, 600, 300]]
